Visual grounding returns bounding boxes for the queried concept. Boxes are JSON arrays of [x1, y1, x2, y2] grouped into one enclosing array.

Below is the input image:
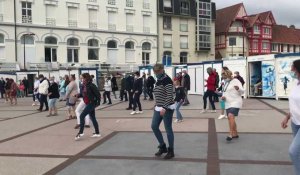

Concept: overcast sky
[[212, 0, 300, 28]]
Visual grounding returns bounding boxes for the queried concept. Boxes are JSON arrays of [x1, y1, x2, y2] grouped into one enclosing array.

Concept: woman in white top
[[221, 69, 244, 142], [103, 76, 112, 105], [65, 74, 78, 120], [281, 59, 300, 175]]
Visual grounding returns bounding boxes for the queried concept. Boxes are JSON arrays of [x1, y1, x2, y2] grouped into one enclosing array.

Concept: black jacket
[[80, 81, 101, 106], [174, 86, 185, 102], [48, 82, 60, 99], [183, 74, 190, 90], [125, 76, 134, 91], [120, 78, 126, 91], [133, 78, 143, 93], [111, 77, 118, 91], [146, 76, 156, 89]]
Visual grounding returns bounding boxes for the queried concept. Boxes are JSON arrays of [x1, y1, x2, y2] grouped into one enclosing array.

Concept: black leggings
[[103, 91, 111, 104], [133, 93, 142, 111], [203, 90, 216, 110]]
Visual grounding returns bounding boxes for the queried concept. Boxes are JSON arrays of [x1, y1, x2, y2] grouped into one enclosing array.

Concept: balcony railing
[[46, 18, 56, 26], [180, 43, 188, 49], [180, 8, 189, 15], [126, 25, 134, 32], [0, 14, 3, 22], [88, 0, 97, 2], [108, 24, 116, 31], [163, 42, 172, 48], [68, 20, 78, 27], [143, 27, 150, 33], [229, 27, 245, 33], [89, 22, 97, 29], [143, 2, 150, 9], [126, 0, 133, 7], [22, 15, 32, 24], [108, 0, 116, 5]]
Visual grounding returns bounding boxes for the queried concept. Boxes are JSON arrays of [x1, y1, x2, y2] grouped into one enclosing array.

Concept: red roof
[[272, 25, 300, 45], [246, 15, 260, 27], [216, 3, 244, 34]]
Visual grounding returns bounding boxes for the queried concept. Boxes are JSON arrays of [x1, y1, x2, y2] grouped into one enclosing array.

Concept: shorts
[[49, 98, 58, 108], [220, 100, 225, 110], [226, 108, 240, 117], [66, 98, 76, 106]]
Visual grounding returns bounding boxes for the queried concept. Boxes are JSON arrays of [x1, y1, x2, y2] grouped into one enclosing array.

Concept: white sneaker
[[75, 133, 84, 141], [130, 111, 137, 115], [211, 110, 217, 113], [91, 133, 101, 138], [218, 115, 226, 120], [201, 110, 207, 113], [136, 111, 143, 114], [32, 103, 36, 106], [179, 119, 183, 122], [174, 119, 179, 123]]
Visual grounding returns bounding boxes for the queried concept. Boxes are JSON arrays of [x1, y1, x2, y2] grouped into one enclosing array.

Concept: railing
[[89, 22, 97, 29], [126, 0, 133, 7], [108, 24, 116, 31], [22, 15, 32, 24], [108, 0, 116, 5], [143, 27, 150, 33], [88, 0, 97, 2], [0, 14, 3, 22], [46, 18, 56, 26], [143, 2, 150, 9], [68, 20, 78, 27], [163, 41, 172, 48], [229, 27, 245, 33], [180, 43, 188, 49], [180, 8, 189, 15], [126, 25, 134, 32]]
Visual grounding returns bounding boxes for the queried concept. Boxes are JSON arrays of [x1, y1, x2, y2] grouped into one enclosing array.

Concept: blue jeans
[[175, 101, 183, 120], [79, 104, 99, 134], [290, 122, 300, 175], [151, 109, 174, 149]]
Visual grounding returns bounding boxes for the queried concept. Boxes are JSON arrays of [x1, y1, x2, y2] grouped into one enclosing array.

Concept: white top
[[38, 79, 49, 95], [223, 79, 244, 109], [104, 80, 112, 91], [34, 80, 40, 95], [289, 83, 300, 125]]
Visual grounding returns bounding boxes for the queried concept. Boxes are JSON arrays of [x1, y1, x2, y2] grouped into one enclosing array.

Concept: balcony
[[126, 25, 134, 32], [68, 20, 78, 27], [88, 0, 97, 2], [229, 27, 245, 33], [89, 22, 97, 29], [108, 24, 116, 31], [180, 43, 188, 49], [108, 0, 116, 5], [46, 18, 56, 26], [22, 15, 32, 24], [143, 2, 150, 9], [164, 7, 173, 13], [143, 27, 150, 33], [0, 14, 3, 22], [163, 41, 172, 48], [180, 8, 189, 15], [126, 0, 133, 7]]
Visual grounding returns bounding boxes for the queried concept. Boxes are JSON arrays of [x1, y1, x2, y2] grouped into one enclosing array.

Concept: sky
[[212, 0, 300, 28]]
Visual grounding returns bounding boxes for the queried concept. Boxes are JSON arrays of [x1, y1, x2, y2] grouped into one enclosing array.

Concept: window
[[180, 52, 188, 64], [198, 18, 211, 32], [108, 0, 116, 5], [180, 1, 189, 15], [68, 7, 77, 27], [108, 12, 116, 31], [163, 0, 172, 13], [0, 34, 4, 44], [46, 5, 56, 26], [163, 51, 172, 65], [271, 43, 278, 52], [229, 37, 236, 46], [126, 13, 134, 32], [262, 42, 269, 50], [143, 0, 150, 9], [142, 42, 151, 65], [163, 16, 172, 30], [67, 38, 79, 63], [45, 37, 57, 62], [180, 36, 188, 49], [89, 10, 98, 29], [252, 41, 258, 49], [143, 15, 150, 33], [199, 34, 210, 48], [180, 19, 188, 32], [254, 25, 260, 34], [88, 39, 99, 60], [0, 34, 4, 59], [264, 27, 270, 34], [199, 2, 211, 16], [163, 35, 172, 48], [125, 41, 135, 62], [21, 35, 34, 45], [126, 0, 133, 7], [0, 0, 3, 22], [22, 2, 32, 23], [107, 40, 117, 48]]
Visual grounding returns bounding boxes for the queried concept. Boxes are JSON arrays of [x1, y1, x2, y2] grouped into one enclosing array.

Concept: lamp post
[[23, 33, 35, 71]]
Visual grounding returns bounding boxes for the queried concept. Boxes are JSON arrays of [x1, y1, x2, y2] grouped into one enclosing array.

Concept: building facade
[[0, 0, 158, 70], [157, 0, 215, 65]]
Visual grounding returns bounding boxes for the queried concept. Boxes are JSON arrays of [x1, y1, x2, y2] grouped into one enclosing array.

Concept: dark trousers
[[147, 87, 154, 100], [79, 104, 99, 134], [25, 87, 28, 97], [213, 92, 219, 102], [133, 93, 142, 111], [120, 89, 128, 101], [0, 90, 4, 98], [39, 94, 49, 110], [103, 91, 111, 104], [128, 91, 134, 108], [203, 90, 216, 110], [33, 93, 40, 102]]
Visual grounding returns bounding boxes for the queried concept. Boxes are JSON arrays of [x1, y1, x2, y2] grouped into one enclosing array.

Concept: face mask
[[155, 73, 164, 79], [290, 71, 298, 79]]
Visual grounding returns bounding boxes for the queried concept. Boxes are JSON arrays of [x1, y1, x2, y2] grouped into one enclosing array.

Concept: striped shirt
[[153, 74, 174, 109]]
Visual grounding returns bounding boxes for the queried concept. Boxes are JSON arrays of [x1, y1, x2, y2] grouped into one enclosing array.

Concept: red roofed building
[[215, 3, 300, 59]]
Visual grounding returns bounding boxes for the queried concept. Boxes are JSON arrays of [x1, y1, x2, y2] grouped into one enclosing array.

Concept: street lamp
[[23, 33, 35, 70]]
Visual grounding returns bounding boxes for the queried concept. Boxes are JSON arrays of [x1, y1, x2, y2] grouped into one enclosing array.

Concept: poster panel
[[188, 67, 196, 94], [262, 61, 276, 97], [196, 66, 204, 95]]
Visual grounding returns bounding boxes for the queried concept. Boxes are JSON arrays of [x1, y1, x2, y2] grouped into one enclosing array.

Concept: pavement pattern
[[0, 95, 294, 175]]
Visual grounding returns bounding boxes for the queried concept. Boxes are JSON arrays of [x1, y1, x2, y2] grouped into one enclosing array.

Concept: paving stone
[[220, 164, 293, 175]]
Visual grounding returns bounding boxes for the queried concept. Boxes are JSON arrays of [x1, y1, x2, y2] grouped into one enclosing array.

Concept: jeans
[[147, 87, 154, 100], [175, 101, 183, 120], [290, 122, 300, 175], [128, 91, 134, 108], [143, 87, 148, 99], [133, 93, 142, 111], [203, 90, 216, 110], [184, 88, 189, 104], [33, 93, 39, 102], [103, 91, 111, 104], [75, 99, 90, 125], [79, 103, 99, 134], [120, 89, 128, 101], [39, 94, 49, 110], [151, 109, 174, 149]]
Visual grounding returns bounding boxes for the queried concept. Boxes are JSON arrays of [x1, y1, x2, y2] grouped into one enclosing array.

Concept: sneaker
[[201, 110, 207, 113], [226, 136, 233, 142], [75, 133, 84, 140], [174, 119, 179, 123], [211, 110, 217, 113], [32, 103, 36, 106], [126, 107, 132, 110], [136, 111, 143, 114], [130, 111, 137, 115], [218, 115, 226, 120], [74, 124, 80, 129], [232, 135, 239, 139], [91, 133, 101, 138], [179, 119, 183, 123]]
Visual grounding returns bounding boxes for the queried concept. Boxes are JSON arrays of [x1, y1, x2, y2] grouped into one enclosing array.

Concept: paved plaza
[[0, 95, 294, 175]]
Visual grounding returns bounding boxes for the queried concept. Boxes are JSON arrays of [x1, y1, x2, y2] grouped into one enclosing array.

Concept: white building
[[0, 0, 157, 70]]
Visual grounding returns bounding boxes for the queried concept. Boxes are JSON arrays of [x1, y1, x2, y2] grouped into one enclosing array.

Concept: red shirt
[[206, 72, 216, 91], [83, 85, 89, 104]]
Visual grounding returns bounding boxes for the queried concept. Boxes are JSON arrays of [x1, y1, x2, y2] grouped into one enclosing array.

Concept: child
[[18, 82, 25, 98], [174, 80, 185, 123]]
